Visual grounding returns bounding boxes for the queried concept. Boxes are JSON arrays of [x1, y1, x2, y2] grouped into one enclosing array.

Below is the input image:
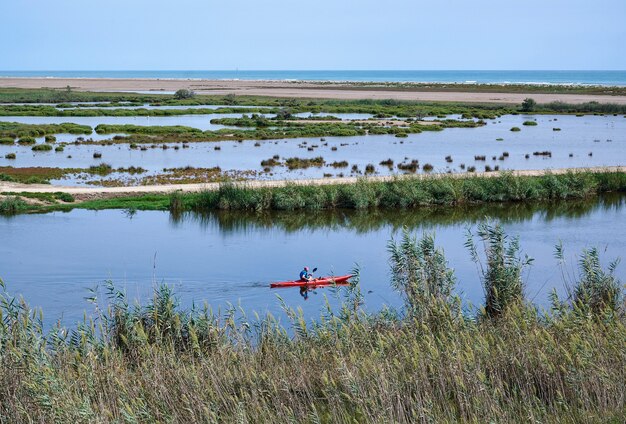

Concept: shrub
[[365, 164, 375, 174], [55, 146, 64, 152], [173, 89, 195, 100], [55, 192, 75, 203], [18, 136, 36, 145], [521, 97, 536, 112], [0, 196, 28, 214], [0, 137, 14, 145], [32, 144, 53, 152], [510, 127, 521, 132], [422, 163, 434, 172], [93, 152, 102, 158], [45, 135, 56, 143], [523, 120, 538, 126], [4, 153, 16, 159], [330, 161, 349, 168]]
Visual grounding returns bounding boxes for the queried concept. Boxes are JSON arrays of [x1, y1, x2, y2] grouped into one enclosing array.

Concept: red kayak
[[270, 274, 352, 288]]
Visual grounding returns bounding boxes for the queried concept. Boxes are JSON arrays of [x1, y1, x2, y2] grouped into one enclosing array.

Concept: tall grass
[[171, 171, 626, 212], [0, 196, 28, 214], [0, 230, 624, 422]]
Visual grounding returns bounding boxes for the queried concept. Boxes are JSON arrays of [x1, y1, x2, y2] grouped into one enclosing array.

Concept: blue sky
[[1, 0, 624, 70]]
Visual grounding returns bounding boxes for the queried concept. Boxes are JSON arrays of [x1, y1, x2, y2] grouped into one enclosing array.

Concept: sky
[[1, 0, 625, 70]]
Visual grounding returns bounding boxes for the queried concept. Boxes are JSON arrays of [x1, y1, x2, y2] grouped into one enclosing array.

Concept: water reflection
[[171, 193, 625, 234]]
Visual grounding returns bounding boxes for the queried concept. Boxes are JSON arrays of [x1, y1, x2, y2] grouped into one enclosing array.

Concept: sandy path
[[2, 167, 623, 201], [2, 77, 626, 105]]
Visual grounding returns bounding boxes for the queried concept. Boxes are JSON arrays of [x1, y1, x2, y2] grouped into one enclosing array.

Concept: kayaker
[[299, 266, 313, 282]]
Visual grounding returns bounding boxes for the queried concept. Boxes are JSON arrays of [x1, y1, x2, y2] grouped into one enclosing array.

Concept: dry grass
[[0, 227, 624, 423]]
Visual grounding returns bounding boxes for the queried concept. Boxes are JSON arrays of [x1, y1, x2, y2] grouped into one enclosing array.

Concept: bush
[[0, 137, 14, 145], [45, 135, 56, 143], [521, 97, 537, 112], [4, 153, 16, 159], [55, 146, 64, 152], [173, 89, 195, 100], [0, 196, 28, 214], [523, 120, 538, 126], [55, 192, 75, 203], [510, 127, 521, 132], [18, 136, 36, 145], [32, 144, 53, 152]]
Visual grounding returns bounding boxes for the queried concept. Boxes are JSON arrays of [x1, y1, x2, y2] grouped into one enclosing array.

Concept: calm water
[[0, 195, 624, 326], [2, 70, 626, 85], [0, 114, 623, 185]]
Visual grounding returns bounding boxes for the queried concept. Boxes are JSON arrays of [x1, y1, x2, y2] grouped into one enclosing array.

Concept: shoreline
[[2, 166, 623, 201], [3, 77, 626, 104]]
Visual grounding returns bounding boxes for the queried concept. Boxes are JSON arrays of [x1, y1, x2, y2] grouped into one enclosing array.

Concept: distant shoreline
[[2, 77, 626, 104], [1, 70, 625, 86]]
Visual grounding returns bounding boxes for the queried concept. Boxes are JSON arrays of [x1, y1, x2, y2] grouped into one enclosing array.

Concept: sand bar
[[2, 77, 626, 104]]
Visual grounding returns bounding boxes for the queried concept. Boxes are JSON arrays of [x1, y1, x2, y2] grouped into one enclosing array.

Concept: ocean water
[[1, 70, 626, 86]]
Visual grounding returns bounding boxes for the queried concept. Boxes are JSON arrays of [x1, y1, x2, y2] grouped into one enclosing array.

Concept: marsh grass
[[170, 171, 626, 212], [0, 196, 28, 214], [0, 229, 624, 422]]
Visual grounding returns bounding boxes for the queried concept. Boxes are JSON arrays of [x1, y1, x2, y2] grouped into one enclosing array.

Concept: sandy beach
[[2, 77, 626, 104]]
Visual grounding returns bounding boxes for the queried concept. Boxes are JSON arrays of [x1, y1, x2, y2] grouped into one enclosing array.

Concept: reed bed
[[170, 171, 626, 212], [0, 225, 624, 423]]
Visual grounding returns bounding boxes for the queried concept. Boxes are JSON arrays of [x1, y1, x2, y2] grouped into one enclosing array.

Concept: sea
[[1, 70, 626, 86]]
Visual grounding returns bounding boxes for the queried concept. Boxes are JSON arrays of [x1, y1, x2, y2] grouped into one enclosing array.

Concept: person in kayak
[[299, 266, 313, 282]]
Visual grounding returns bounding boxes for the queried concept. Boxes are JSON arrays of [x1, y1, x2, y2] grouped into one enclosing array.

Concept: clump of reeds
[[465, 222, 533, 318], [0, 196, 28, 214]]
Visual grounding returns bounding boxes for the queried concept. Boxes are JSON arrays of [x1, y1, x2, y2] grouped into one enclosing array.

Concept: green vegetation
[[0, 122, 91, 138], [163, 171, 626, 212], [44, 134, 56, 143], [17, 136, 36, 145], [4, 153, 15, 159], [31, 144, 53, 152], [0, 223, 624, 422], [523, 120, 538, 126], [86, 118, 483, 145], [510, 126, 521, 132], [0, 164, 146, 185], [173, 88, 196, 99], [0, 137, 14, 145], [1, 88, 625, 118], [7, 171, 624, 214], [521, 97, 537, 112], [0, 196, 28, 213], [284, 156, 325, 169]]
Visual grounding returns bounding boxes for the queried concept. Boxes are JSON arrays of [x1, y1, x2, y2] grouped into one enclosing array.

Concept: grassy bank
[[0, 121, 92, 138], [0, 224, 624, 422], [2, 170, 624, 215], [170, 171, 626, 212]]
